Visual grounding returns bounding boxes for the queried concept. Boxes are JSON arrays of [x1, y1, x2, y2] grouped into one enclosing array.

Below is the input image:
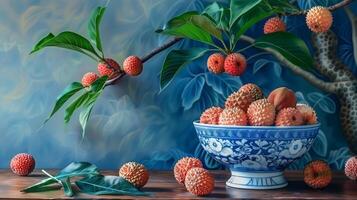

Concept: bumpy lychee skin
[[275, 107, 304, 126], [268, 87, 297, 111], [238, 83, 264, 101], [224, 53, 247, 76], [219, 107, 247, 126], [306, 6, 333, 33], [10, 153, 35, 176], [247, 99, 276, 126], [304, 160, 332, 189], [97, 58, 120, 79], [264, 17, 286, 34], [123, 56, 143, 76], [225, 91, 254, 112], [200, 107, 223, 125], [174, 157, 203, 185], [119, 162, 149, 188], [345, 156, 357, 181], [81, 72, 99, 87], [296, 104, 318, 125], [207, 53, 225, 74], [185, 168, 215, 196]]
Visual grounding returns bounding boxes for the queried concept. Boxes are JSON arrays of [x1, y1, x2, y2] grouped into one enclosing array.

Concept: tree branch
[[286, 0, 353, 16], [105, 37, 182, 86], [345, 7, 357, 66], [239, 35, 337, 93]]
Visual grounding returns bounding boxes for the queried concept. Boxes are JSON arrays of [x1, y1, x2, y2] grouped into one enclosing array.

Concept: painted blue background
[[0, 0, 356, 170]]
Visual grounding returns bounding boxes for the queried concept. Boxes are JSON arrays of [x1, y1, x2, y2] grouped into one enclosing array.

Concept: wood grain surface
[[0, 170, 356, 199]]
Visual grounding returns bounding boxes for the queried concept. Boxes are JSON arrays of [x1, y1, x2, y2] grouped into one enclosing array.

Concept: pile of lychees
[[174, 157, 215, 196], [81, 56, 143, 87], [200, 83, 318, 126]]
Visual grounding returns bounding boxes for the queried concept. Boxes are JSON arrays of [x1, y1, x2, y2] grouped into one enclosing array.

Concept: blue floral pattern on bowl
[[193, 121, 320, 189]]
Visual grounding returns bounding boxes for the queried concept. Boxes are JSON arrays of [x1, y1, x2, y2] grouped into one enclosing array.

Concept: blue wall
[[0, 0, 355, 170]]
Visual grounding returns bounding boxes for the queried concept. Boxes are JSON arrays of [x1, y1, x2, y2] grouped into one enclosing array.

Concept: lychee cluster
[[81, 56, 144, 87], [10, 153, 36, 176], [207, 53, 247, 76], [173, 157, 215, 196], [200, 84, 318, 127], [118, 161, 149, 188]]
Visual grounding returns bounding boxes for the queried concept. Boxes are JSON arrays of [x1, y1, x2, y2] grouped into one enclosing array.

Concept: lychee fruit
[[219, 107, 247, 126], [345, 156, 357, 181], [225, 91, 254, 112], [81, 72, 99, 87], [207, 53, 225, 74], [10, 153, 35, 176], [200, 107, 223, 125], [119, 162, 149, 188], [296, 104, 318, 125], [275, 107, 304, 126], [304, 160, 332, 189], [306, 6, 333, 33], [247, 99, 276, 126], [123, 56, 143, 76], [185, 167, 215, 196], [238, 83, 264, 101], [224, 53, 247, 76], [97, 58, 120, 79], [268, 87, 297, 111], [264, 17, 286, 34], [174, 157, 203, 185]]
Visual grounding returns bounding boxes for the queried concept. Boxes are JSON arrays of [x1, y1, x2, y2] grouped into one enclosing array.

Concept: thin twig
[[286, 0, 353, 15]]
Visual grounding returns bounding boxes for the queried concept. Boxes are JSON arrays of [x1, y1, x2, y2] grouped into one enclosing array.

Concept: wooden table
[[0, 170, 356, 199]]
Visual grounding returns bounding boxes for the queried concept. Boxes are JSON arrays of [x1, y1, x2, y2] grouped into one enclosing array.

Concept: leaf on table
[[76, 175, 149, 196], [254, 32, 313, 70], [61, 178, 74, 197], [160, 48, 208, 90]]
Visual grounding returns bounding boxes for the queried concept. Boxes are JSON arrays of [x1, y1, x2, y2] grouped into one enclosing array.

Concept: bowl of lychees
[[193, 83, 320, 190]]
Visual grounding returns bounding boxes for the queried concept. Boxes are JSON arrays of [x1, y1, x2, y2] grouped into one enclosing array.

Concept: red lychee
[[81, 72, 99, 87], [247, 99, 276, 126], [174, 157, 203, 185], [200, 107, 223, 125], [275, 107, 304, 126], [296, 104, 318, 125], [219, 107, 247, 126], [184, 167, 215, 196], [264, 17, 286, 34], [10, 153, 35, 176], [224, 53, 247, 76], [225, 91, 254, 112], [345, 156, 357, 181], [119, 162, 149, 188], [304, 160, 332, 189], [97, 58, 120, 79], [268, 87, 297, 111], [207, 53, 225, 74], [123, 56, 143, 76], [306, 6, 333, 33], [238, 83, 264, 101]]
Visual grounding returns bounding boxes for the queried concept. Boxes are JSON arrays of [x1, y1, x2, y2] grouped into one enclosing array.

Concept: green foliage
[[22, 162, 146, 197], [88, 6, 106, 56], [160, 48, 209, 90], [76, 175, 148, 196], [157, 0, 313, 90], [254, 32, 313, 69]]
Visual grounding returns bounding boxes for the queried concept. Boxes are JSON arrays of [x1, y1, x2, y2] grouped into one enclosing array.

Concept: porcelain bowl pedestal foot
[[226, 170, 287, 189]]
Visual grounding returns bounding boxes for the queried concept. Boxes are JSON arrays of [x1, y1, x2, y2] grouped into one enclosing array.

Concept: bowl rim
[[193, 120, 320, 129]]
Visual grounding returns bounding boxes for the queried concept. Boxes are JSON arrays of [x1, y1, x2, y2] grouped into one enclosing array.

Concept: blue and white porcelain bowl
[[193, 121, 320, 190]]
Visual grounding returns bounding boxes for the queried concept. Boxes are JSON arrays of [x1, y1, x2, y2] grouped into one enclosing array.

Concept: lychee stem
[[286, 0, 352, 15]]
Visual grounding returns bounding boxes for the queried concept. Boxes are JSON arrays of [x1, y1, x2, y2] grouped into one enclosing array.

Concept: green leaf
[[230, 0, 262, 27], [202, 2, 223, 24], [88, 6, 106, 54], [79, 90, 103, 138], [267, 0, 299, 13], [61, 178, 74, 197], [254, 32, 313, 70], [76, 175, 148, 196], [44, 82, 84, 123], [157, 12, 221, 46], [64, 76, 108, 123], [22, 162, 99, 193], [30, 31, 101, 59], [232, 3, 275, 45], [160, 48, 209, 90]]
